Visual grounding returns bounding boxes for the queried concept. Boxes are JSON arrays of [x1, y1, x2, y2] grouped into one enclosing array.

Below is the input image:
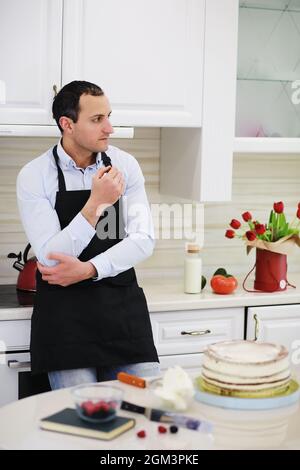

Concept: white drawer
[[0, 320, 31, 351], [151, 307, 244, 356]]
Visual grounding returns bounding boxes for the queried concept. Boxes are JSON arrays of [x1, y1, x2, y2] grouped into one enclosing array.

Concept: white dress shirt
[[16, 140, 155, 280]]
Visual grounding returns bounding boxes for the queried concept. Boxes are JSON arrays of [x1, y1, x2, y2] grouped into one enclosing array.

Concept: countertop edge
[[1, 276, 300, 320]]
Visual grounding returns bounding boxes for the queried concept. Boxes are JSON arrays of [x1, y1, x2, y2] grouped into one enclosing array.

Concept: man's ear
[[59, 116, 74, 134]]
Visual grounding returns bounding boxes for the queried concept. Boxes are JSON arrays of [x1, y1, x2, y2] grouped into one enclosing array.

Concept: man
[[17, 81, 160, 389]]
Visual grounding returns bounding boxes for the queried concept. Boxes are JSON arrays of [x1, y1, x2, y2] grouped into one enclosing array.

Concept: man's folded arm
[[17, 166, 96, 266]]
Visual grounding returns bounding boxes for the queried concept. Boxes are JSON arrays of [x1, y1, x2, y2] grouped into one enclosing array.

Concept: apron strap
[[53, 145, 67, 192], [101, 152, 112, 167], [52, 146, 112, 191]]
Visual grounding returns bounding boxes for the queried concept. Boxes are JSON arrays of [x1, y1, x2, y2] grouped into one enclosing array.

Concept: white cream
[[154, 365, 195, 411], [207, 341, 288, 364]]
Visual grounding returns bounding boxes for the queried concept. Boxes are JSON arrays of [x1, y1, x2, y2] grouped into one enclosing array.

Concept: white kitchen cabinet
[[62, 0, 205, 127], [0, 0, 62, 125], [247, 304, 300, 358], [234, 0, 300, 153], [151, 307, 244, 372], [0, 319, 30, 351], [158, 353, 203, 375], [63, 0, 239, 202], [0, 0, 239, 201], [160, 0, 239, 201]]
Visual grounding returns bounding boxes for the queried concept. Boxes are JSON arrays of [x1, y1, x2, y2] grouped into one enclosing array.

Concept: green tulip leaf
[[268, 210, 273, 225]]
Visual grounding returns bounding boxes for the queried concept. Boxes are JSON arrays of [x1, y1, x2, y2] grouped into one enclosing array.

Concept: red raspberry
[[100, 403, 110, 413], [93, 401, 108, 413], [137, 430, 146, 438], [158, 425, 167, 434], [81, 400, 96, 416]]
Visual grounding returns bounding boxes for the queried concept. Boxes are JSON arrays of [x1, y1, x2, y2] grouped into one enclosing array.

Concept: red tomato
[[210, 275, 238, 295]]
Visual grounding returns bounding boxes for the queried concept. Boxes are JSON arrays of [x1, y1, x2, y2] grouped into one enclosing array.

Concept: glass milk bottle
[[184, 244, 202, 293]]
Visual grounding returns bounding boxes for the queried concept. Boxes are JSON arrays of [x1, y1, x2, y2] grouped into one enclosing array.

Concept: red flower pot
[[254, 248, 287, 292]]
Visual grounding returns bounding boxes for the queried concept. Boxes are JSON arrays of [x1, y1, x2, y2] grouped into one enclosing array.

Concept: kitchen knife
[[117, 372, 147, 388], [121, 400, 213, 433]]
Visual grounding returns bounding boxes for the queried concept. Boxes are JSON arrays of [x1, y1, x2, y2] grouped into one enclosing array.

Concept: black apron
[[30, 145, 158, 373]]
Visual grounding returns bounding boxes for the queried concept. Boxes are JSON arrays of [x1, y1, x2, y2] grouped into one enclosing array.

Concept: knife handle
[[117, 371, 146, 388], [121, 400, 146, 414]]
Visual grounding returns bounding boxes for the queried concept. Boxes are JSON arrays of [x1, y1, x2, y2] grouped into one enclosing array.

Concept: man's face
[[69, 94, 114, 153]]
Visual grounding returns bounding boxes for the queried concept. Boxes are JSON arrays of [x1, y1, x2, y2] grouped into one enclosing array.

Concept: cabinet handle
[[181, 329, 211, 336], [53, 84, 58, 97], [253, 314, 259, 341], [7, 360, 31, 370]]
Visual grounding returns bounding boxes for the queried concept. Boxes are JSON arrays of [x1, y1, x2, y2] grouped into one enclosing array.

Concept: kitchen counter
[[0, 376, 299, 450], [2, 274, 300, 321], [142, 274, 300, 312]]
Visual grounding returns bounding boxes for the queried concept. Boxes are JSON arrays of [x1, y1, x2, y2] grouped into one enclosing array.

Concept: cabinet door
[[234, 1, 300, 153], [236, 1, 300, 139], [0, 0, 62, 125], [62, 0, 204, 127], [0, 320, 31, 351], [160, 0, 239, 201], [247, 304, 300, 356]]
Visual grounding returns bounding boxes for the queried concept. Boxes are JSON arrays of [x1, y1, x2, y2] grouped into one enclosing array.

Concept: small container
[[184, 244, 202, 294], [254, 248, 287, 292], [70, 383, 123, 423]]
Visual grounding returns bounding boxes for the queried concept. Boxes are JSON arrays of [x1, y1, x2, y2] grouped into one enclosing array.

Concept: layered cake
[[201, 340, 291, 397]]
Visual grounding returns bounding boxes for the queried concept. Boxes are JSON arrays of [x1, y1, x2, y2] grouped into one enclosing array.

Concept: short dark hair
[[52, 80, 104, 133]]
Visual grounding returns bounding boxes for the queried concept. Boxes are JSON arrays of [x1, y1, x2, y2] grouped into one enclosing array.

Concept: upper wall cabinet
[[0, 0, 62, 125], [160, 0, 239, 201], [0, 0, 239, 201], [62, 0, 205, 127], [234, 0, 300, 153]]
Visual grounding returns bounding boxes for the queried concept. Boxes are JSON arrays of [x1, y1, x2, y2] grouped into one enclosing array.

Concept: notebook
[[40, 408, 135, 441]]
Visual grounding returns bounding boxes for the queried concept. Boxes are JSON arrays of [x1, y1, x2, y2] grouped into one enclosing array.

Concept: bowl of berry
[[70, 383, 123, 423]]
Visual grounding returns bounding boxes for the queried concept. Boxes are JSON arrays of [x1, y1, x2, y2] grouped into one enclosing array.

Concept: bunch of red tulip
[[225, 202, 300, 243]]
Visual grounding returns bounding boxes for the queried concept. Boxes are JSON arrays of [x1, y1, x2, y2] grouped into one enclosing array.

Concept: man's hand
[[81, 166, 125, 227], [37, 253, 97, 287]]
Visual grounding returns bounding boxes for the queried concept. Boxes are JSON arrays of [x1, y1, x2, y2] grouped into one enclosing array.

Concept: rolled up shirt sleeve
[[17, 164, 95, 266]]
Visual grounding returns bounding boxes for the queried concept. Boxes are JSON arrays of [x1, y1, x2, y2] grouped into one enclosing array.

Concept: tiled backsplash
[[0, 129, 300, 284]]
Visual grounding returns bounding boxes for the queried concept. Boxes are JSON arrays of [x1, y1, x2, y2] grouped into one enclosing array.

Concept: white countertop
[[2, 274, 300, 321], [0, 376, 300, 450], [142, 274, 300, 312]]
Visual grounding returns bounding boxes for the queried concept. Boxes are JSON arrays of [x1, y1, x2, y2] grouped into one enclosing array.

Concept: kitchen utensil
[[121, 400, 213, 433], [117, 372, 148, 388], [7, 243, 37, 292], [117, 372, 160, 388]]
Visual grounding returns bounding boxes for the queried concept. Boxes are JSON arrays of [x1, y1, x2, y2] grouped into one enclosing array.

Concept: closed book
[[40, 408, 135, 441]]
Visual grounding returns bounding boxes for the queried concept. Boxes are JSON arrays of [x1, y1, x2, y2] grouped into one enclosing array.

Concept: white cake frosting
[[202, 340, 290, 393]]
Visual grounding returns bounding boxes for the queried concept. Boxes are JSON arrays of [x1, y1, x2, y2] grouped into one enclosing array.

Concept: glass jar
[[184, 244, 202, 294]]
